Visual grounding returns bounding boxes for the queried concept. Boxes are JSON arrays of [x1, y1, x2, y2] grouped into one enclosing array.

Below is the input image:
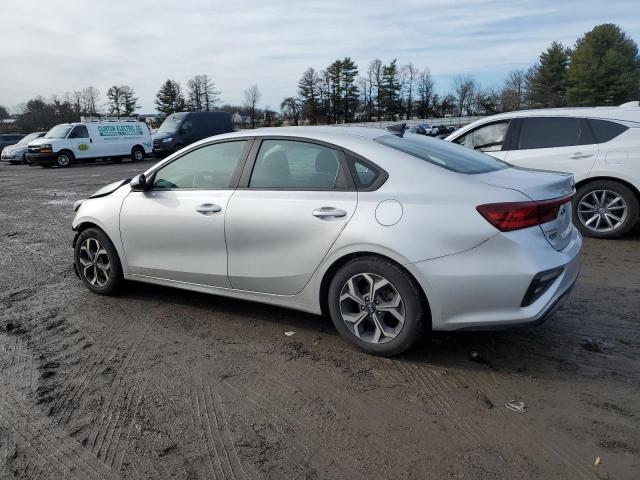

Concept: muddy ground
[[0, 159, 638, 480]]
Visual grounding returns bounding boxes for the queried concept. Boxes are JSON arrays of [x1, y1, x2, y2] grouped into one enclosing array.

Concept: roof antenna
[[386, 123, 407, 137]]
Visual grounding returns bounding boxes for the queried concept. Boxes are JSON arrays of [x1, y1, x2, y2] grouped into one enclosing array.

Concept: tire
[[573, 180, 639, 239], [327, 256, 426, 356], [74, 227, 123, 295], [56, 151, 73, 168], [131, 146, 145, 162]]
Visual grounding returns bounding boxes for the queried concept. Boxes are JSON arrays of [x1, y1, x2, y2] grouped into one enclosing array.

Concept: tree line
[[288, 24, 639, 125], [2, 23, 637, 133]]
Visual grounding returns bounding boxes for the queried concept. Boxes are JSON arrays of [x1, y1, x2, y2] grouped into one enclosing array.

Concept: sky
[[1, 0, 639, 114]]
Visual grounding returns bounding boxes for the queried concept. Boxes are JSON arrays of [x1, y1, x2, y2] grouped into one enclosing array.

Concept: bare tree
[[453, 74, 477, 116], [243, 85, 261, 128], [187, 75, 220, 111], [416, 68, 434, 118], [403, 63, 418, 119], [280, 97, 301, 126], [82, 86, 100, 115], [500, 69, 528, 112]]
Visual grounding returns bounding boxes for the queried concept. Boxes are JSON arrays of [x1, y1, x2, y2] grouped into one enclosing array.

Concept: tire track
[[192, 383, 221, 480], [0, 387, 117, 480], [90, 331, 149, 462], [221, 378, 369, 480], [212, 387, 251, 480]]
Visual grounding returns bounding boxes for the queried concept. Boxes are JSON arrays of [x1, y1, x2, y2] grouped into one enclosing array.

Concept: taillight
[[477, 195, 572, 232]]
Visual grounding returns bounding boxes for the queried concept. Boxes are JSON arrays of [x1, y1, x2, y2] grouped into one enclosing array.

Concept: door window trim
[[146, 138, 255, 191], [237, 136, 356, 191], [236, 136, 389, 192]]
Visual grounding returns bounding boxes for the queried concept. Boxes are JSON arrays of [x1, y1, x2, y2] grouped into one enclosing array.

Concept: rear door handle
[[568, 152, 593, 159], [313, 207, 347, 218], [196, 203, 222, 215]]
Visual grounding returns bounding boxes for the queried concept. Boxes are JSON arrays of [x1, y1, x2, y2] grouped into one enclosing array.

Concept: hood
[[28, 138, 52, 147], [474, 166, 574, 202], [4, 144, 26, 153], [89, 178, 131, 199]]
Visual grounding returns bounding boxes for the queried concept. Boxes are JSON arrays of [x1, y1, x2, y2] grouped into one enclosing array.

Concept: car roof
[[216, 126, 389, 142], [473, 105, 640, 123]]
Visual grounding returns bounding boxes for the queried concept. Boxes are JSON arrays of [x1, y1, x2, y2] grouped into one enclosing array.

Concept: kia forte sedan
[[72, 127, 581, 356]]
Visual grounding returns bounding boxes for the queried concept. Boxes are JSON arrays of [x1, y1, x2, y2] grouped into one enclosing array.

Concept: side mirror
[[130, 173, 148, 191]]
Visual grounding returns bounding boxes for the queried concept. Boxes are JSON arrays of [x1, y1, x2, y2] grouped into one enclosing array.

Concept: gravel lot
[[1, 160, 639, 480]]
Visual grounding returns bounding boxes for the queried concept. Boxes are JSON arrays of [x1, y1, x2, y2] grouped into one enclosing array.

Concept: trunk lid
[[475, 166, 575, 251]]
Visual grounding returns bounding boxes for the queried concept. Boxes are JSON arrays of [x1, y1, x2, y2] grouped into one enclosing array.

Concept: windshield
[[375, 133, 508, 174], [157, 116, 182, 134], [45, 125, 72, 139], [17, 133, 41, 145]]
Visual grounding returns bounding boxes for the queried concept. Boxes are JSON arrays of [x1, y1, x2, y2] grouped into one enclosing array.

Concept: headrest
[[315, 150, 336, 172]]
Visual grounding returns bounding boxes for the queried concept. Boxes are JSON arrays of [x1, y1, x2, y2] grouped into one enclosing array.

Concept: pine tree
[[298, 68, 321, 124], [527, 41, 570, 108], [121, 86, 140, 116], [155, 79, 185, 115], [340, 57, 359, 123], [381, 60, 401, 120], [566, 24, 640, 106]]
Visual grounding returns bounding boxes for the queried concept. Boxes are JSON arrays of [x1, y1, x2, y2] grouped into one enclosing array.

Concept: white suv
[[446, 103, 640, 239]]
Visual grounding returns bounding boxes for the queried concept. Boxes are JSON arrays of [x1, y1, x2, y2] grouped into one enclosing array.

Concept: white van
[[26, 120, 152, 168], [446, 104, 640, 239]]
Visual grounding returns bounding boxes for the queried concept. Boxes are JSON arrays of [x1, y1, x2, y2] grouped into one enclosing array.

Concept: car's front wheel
[[328, 256, 426, 356], [56, 151, 73, 168], [573, 180, 639, 239], [74, 228, 123, 295]]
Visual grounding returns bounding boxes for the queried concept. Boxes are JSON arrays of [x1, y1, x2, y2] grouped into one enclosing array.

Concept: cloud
[[1, 0, 638, 112]]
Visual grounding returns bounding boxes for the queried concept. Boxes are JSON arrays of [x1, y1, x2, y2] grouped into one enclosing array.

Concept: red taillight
[[477, 195, 572, 232]]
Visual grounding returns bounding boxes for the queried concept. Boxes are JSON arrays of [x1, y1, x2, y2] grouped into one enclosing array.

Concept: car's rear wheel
[[74, 228, 123, 295], [56, 151, 73, 168], [573, 180, 638, 239], [131, 146, 145, 161], [328, 257, 426, 356]]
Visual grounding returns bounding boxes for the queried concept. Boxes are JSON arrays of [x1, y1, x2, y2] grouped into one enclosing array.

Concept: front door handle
[[568, 152, 593, 159], [313, 207, 347, 219], [196, 203, 222, 215]]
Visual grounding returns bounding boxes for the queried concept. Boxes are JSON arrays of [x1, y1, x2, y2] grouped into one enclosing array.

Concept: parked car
[[72, 127, 581, 356], [152, 111, 234, 156], [408, 125, 428, 135], [446, 105, 640, 238], [1, 132, 45, 164], [26, 121, 152, 168], [0, 133, 26, 153]]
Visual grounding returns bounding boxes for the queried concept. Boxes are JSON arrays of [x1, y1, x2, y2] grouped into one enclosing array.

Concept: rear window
[[588, 119, 628, 143], [375, 134, 507, 174]]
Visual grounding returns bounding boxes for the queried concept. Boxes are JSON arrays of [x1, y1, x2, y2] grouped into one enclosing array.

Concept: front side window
[[454, 121, 510, 152], [250, 140, 343, 189], [69, 125, 89, 138], [152, 140, 248, 189], [376, 134, 507, 174], [517, 117, 586, 149]]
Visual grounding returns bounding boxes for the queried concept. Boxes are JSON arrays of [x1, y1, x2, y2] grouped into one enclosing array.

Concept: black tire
[[327, 256, 426, 356], [56, 151, 74, 168], [131, 146, 145, 162], [573, 180, 639, 239], [74, 227, 123, 295]]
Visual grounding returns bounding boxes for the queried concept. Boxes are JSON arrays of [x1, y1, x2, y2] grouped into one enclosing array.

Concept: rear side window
[[517, 117, 596, 149], [375, 134, 507, 174], [588, 119, 628, 143], [250, 140, 345, 189]]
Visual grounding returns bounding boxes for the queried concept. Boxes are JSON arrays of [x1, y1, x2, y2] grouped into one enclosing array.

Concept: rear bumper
[[410, 225, 582, 331]]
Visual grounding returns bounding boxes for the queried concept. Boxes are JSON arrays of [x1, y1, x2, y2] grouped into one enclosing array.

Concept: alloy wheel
[[78, 238, 111, 287], [577, 189, 627, 233], [339, 273, 406, 344]]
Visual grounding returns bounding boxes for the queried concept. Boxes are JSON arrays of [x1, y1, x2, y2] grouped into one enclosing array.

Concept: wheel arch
[[577, 176, 640, 203], [318, 251, 432, 329]]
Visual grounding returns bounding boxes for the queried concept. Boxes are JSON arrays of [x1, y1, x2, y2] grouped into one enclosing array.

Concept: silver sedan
[[72, 127, 581, 356]]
